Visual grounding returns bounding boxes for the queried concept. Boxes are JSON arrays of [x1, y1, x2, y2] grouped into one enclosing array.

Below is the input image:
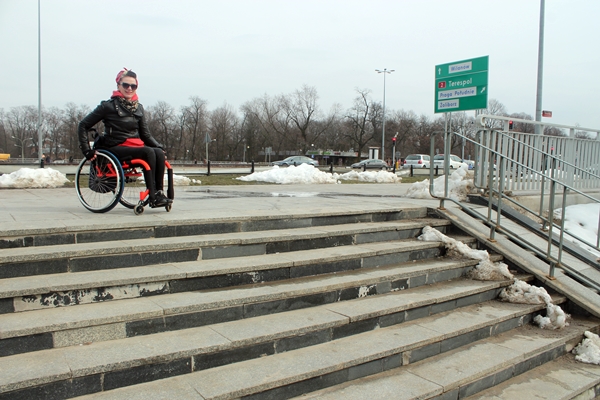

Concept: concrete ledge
[[61, 304, 593, 400], [0, 256, 489, 341]]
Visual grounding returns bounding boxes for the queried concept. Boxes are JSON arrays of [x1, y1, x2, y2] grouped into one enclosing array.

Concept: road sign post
[[435, 56, 489, 113]]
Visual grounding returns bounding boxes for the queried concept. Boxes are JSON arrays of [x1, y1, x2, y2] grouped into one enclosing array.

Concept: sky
[[1, 0, 599, 129]]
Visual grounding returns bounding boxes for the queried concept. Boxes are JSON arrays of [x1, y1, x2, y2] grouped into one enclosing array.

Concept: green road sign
[[435, 56, 489, 113]]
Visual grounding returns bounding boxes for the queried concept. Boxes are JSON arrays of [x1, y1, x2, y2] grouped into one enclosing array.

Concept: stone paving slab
[[0, 256, 479, 339], [0, 297, 165, 339], [466, 354, 600, 399], [292, 319, 598, 400], [68, 301, 566, 400], [324, 275, 528, 323], [0, 281, 529, 395], [0, 185, 432, 237], [0, 219, 443, 264]]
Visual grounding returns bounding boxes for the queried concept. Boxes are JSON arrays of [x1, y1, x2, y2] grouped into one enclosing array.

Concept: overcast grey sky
[[1, 0, 599, 128]]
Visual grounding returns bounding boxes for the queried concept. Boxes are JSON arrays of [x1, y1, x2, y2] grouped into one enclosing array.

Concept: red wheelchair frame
[[75, 149, 174, 215]]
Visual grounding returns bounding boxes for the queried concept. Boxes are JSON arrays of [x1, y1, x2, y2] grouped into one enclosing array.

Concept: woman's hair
[[116, 68, 138, 84]]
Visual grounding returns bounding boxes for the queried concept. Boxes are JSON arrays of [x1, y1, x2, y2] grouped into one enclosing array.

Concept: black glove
[[83, 149, 96, 160]]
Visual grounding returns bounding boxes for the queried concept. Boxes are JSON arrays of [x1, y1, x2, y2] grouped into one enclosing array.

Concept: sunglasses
[[120, 83, 138, 90]]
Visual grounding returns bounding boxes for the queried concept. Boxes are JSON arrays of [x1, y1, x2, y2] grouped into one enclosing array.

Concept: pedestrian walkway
[[0, 183, 429, 235]]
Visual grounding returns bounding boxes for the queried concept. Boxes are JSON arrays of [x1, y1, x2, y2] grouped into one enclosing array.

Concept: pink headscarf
[[115, 68, 138, 85]]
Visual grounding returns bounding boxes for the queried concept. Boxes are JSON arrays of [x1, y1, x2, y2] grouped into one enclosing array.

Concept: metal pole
[[382, 71, 386, 161], [535, 0, 545, 134], [376, 69, 394, 161], [38, 0, 43, 167]]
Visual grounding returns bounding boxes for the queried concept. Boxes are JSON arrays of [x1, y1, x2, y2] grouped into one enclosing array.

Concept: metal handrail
[[429, 129, 600, 289]]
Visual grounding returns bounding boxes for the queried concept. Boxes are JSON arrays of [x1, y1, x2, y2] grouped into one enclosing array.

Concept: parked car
[[350, 159, 389, 170], [403, 154, 430, 168], [271, 156, 318, 166], [433, 154, 469, 169]]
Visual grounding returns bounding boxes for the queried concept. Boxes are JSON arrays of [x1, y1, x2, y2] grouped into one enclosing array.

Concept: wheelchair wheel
[[75, 150, 124, 213], [120, 166, 149, 209]]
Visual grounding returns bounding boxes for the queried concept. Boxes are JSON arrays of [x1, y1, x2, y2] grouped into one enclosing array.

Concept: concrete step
[[0, 255, 502, 357], [61, 299, 590, 400], [0, 218, 452, 279], [0, 291, 552, 399], [291, 322, 600, 400], [0, 208, 430, 249], [0, 234, 477, 313], [464, 353, 600, 400]]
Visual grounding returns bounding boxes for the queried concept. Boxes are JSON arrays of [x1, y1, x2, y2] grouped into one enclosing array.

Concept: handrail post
[[490, 156, 507, 242], [546, 157, 557, 265], [557, 186, 569, 271]]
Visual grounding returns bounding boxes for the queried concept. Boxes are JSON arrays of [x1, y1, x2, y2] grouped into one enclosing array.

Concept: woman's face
[[118, 76, 138, 100]]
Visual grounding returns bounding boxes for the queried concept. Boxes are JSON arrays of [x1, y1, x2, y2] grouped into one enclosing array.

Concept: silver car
[[433, 154, 468, 169], [403, 154, 430, 168], [271, 156, 318, 166]]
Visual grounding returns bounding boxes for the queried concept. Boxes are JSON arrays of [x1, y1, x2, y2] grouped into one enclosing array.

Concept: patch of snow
[[237, 164, 402, 184], [553, 203, 600, 258], [533, 303, 569, 330], [500, 279, 570, 330], [499, 279, 551, 304], [405, 165, 473, 201], [338, 169, 401, 183], [237, 164, 340, 184], [0, 168, 69, 188], [419, 225, 568, 330], [418, 226, 511, 280], [573, 331, 600, 365]]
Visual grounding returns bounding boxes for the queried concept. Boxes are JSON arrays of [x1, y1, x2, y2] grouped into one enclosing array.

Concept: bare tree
[[44, 107, 65, 160], [344, 89, 376, 156], [386, 109, 419, 160], [281, 85, 334, 152], [0, 109, 7, 154], [146, 101, 175, 154], [208, 103, 239, 161], [480, 98, 507, 129], [181, 96, 208, 162], [5, 106, 38, 159], [242, 94, 293, 160], [508, 112, 535, 133], [63, 103, 92, 161]]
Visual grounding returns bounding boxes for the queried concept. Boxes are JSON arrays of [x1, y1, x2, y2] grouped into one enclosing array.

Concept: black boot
[[150, 190, 172, 207]]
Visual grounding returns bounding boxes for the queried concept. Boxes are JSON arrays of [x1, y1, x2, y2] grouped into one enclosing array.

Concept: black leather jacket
[[78, 98, 162, 153]]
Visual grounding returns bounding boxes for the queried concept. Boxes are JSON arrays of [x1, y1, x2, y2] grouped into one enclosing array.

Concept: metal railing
[[430, 117, 600, 291]]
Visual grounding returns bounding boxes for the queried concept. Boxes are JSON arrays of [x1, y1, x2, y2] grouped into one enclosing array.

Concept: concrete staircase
[[0, 207, 598, 399]]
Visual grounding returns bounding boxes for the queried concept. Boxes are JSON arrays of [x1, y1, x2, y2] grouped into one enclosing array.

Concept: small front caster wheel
[[134, 204, 144, 215]]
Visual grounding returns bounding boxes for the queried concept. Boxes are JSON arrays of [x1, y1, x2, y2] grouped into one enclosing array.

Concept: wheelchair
[[75, 149, 174, 215]]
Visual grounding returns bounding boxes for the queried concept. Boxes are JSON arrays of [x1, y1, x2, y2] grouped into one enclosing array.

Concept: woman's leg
[[106, 146, 157, 200], [152, 148, 166, 191]]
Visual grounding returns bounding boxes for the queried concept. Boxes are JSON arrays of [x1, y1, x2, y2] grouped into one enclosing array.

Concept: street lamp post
[[38, 0, 43, 168], [375, 68, 394, 161], [243, 139, 246, 163]]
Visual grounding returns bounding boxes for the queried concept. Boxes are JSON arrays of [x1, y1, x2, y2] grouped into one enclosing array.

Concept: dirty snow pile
[[238, 164, 339, 184], [0, 167, 198, 188], [418, 225, 570, 330], [0, 168, 69, 188], [405, 165, 474, 201], [338, 169, 401, 183], [237, 164, 401, 184], [418, 225, 513, 280], [573, 331, 600, 365], [499, 280, 569, 330], [553, 203, 600, 258]]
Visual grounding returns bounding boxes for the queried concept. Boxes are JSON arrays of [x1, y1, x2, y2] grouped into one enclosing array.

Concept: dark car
[[271, 156, 318, 166], [350, 159, 389, 170]]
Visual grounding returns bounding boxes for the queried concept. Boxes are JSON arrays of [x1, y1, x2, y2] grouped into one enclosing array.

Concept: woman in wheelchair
[[77, 68, 172, 208]]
